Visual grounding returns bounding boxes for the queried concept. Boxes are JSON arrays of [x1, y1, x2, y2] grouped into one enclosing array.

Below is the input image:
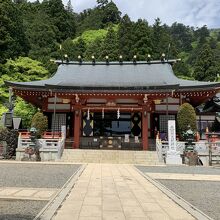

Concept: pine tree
[[0, 0, 29, 63], [26, 12, 57, 62], [84, 38, 103, 61], [170, 22, 193, 52], [102, 1, 121, 24], [173, 61, 191, 77], [41, 0, 76, 41], [118, 14, 133, 60], [131, 19, 152, 60], [152, 18, 173, 59], [193, 44, 219, 81], [97, 0, 108, 8], [195, 25, 209, 44], [66, 0, 73, 13], [101, 26, 118, 60], [74, 37, 86, 58]]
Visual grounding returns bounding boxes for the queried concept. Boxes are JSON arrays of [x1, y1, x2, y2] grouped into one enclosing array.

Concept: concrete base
[[16, 147, 59, 161], [166, 151, 182, 165]]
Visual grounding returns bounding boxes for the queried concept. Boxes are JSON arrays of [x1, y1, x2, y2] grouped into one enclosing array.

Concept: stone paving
[[145, 172, 220, 181], [53, 164, 195, 220], [0, 187, 58, 200]]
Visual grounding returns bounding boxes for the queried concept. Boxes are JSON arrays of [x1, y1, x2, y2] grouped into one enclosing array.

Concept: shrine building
[[5, 59, 220, 150]]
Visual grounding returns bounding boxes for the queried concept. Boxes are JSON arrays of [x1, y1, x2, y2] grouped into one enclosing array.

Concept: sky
[[33, 0, 220, 28]]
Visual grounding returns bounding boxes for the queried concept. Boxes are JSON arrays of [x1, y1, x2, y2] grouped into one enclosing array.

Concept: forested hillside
[[1, 0, 220, 124]]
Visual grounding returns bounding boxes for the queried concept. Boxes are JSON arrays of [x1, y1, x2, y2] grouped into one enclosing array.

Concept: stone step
[[60, 149, 161, 165]]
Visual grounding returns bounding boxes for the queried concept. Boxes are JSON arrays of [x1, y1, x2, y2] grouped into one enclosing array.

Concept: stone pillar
[[73, 110, 81, 149], [142, 110, 148, 151], [166, 120, 182, 164]]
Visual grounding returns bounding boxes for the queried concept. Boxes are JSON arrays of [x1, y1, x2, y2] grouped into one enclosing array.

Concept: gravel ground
[[136, 165, 220, 175], [136, 166, 220, 220], [0, 163, 81, 220], [158, 180, 220, 220], [0, 163, 81, 188], [0, 199, 47, 220]]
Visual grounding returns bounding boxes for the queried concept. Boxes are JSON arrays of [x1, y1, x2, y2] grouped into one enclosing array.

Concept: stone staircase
[[60, 149, 162, 165]]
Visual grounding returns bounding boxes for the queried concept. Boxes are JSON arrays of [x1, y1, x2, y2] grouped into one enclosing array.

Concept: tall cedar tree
[[131, 19, 153, 60], [76, 8, 104, 34], [84, 38, 103, 61], [152, 18, 174, 59], [61, 37, 87, 60], [73, 37, 86, 59], [61, 38, 77, 60], [102, 1, 121, 24], [195, 25, 209, 44], [170, 22, 193, 52], [41, 0, 76, 41], [26, 12, 58, 62], [66, 0, 73, 13], [76, 0, 120, 34], [118, 14, 133, 60], [193, 44, 218, 81], [0, 0, 28, 63], [101, 26, 119, 60]]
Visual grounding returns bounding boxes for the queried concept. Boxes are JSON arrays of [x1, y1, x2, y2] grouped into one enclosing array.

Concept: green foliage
[[0, 57, 49, 100], [100, 26, 118, 60], [74, 29, 108, 45], [0, 105, 8, 118], [41, 0, 76, 41], [0, 121, 6, 132], [118, 14, 134, 60], [84, 38, 103, 60], [173, 61, 192, 77], [76, 0, 120, 34], [177, 103, 197, 136], [0, 57, 49, 121], [101, 1, 121, 24], [31, 112, 48, 137], [1, 0, 220, 119], [66, 0, 73, 13], [170, 22, 193, 52], [193, 44, 219, 81], [195, 25, 210, 44], [152, 18, 174, 59], [131, 19, 152, 60], [0, 0, 29, 63], [13, 98, 37, 128], [26, 12, 58, 62]]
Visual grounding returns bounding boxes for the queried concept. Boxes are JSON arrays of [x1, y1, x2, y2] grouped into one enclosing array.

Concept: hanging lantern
[[117, 108, 120, 119], [102, 108, 105, 119], [87, 109, 90, 120]]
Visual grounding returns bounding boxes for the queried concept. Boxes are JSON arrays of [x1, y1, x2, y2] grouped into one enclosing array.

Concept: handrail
[[57, 137, 65, 159]]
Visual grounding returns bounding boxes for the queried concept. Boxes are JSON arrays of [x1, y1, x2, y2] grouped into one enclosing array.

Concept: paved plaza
[[53, 164, 195, 220], [1, 162, 220, 219]]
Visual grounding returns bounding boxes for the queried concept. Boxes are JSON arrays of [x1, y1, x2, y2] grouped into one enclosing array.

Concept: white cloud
[[31, 0, 220, 28]]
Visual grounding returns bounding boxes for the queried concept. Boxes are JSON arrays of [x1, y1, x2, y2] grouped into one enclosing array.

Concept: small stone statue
[[25, 127, 41, 161], [183, 125, 195, 151], [183, 125, 198, 165]]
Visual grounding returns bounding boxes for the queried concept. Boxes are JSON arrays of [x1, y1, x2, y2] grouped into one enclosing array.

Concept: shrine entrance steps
[[60, 149, 162, 165]]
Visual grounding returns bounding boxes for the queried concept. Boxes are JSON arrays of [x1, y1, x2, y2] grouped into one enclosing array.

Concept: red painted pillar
[[73, 110, 81, 149], [142, 110, 149, 151]]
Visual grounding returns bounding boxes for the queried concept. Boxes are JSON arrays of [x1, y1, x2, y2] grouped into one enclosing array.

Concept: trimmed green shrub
[[31, 112, 48, 138], [177, 103, 197, 137]]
